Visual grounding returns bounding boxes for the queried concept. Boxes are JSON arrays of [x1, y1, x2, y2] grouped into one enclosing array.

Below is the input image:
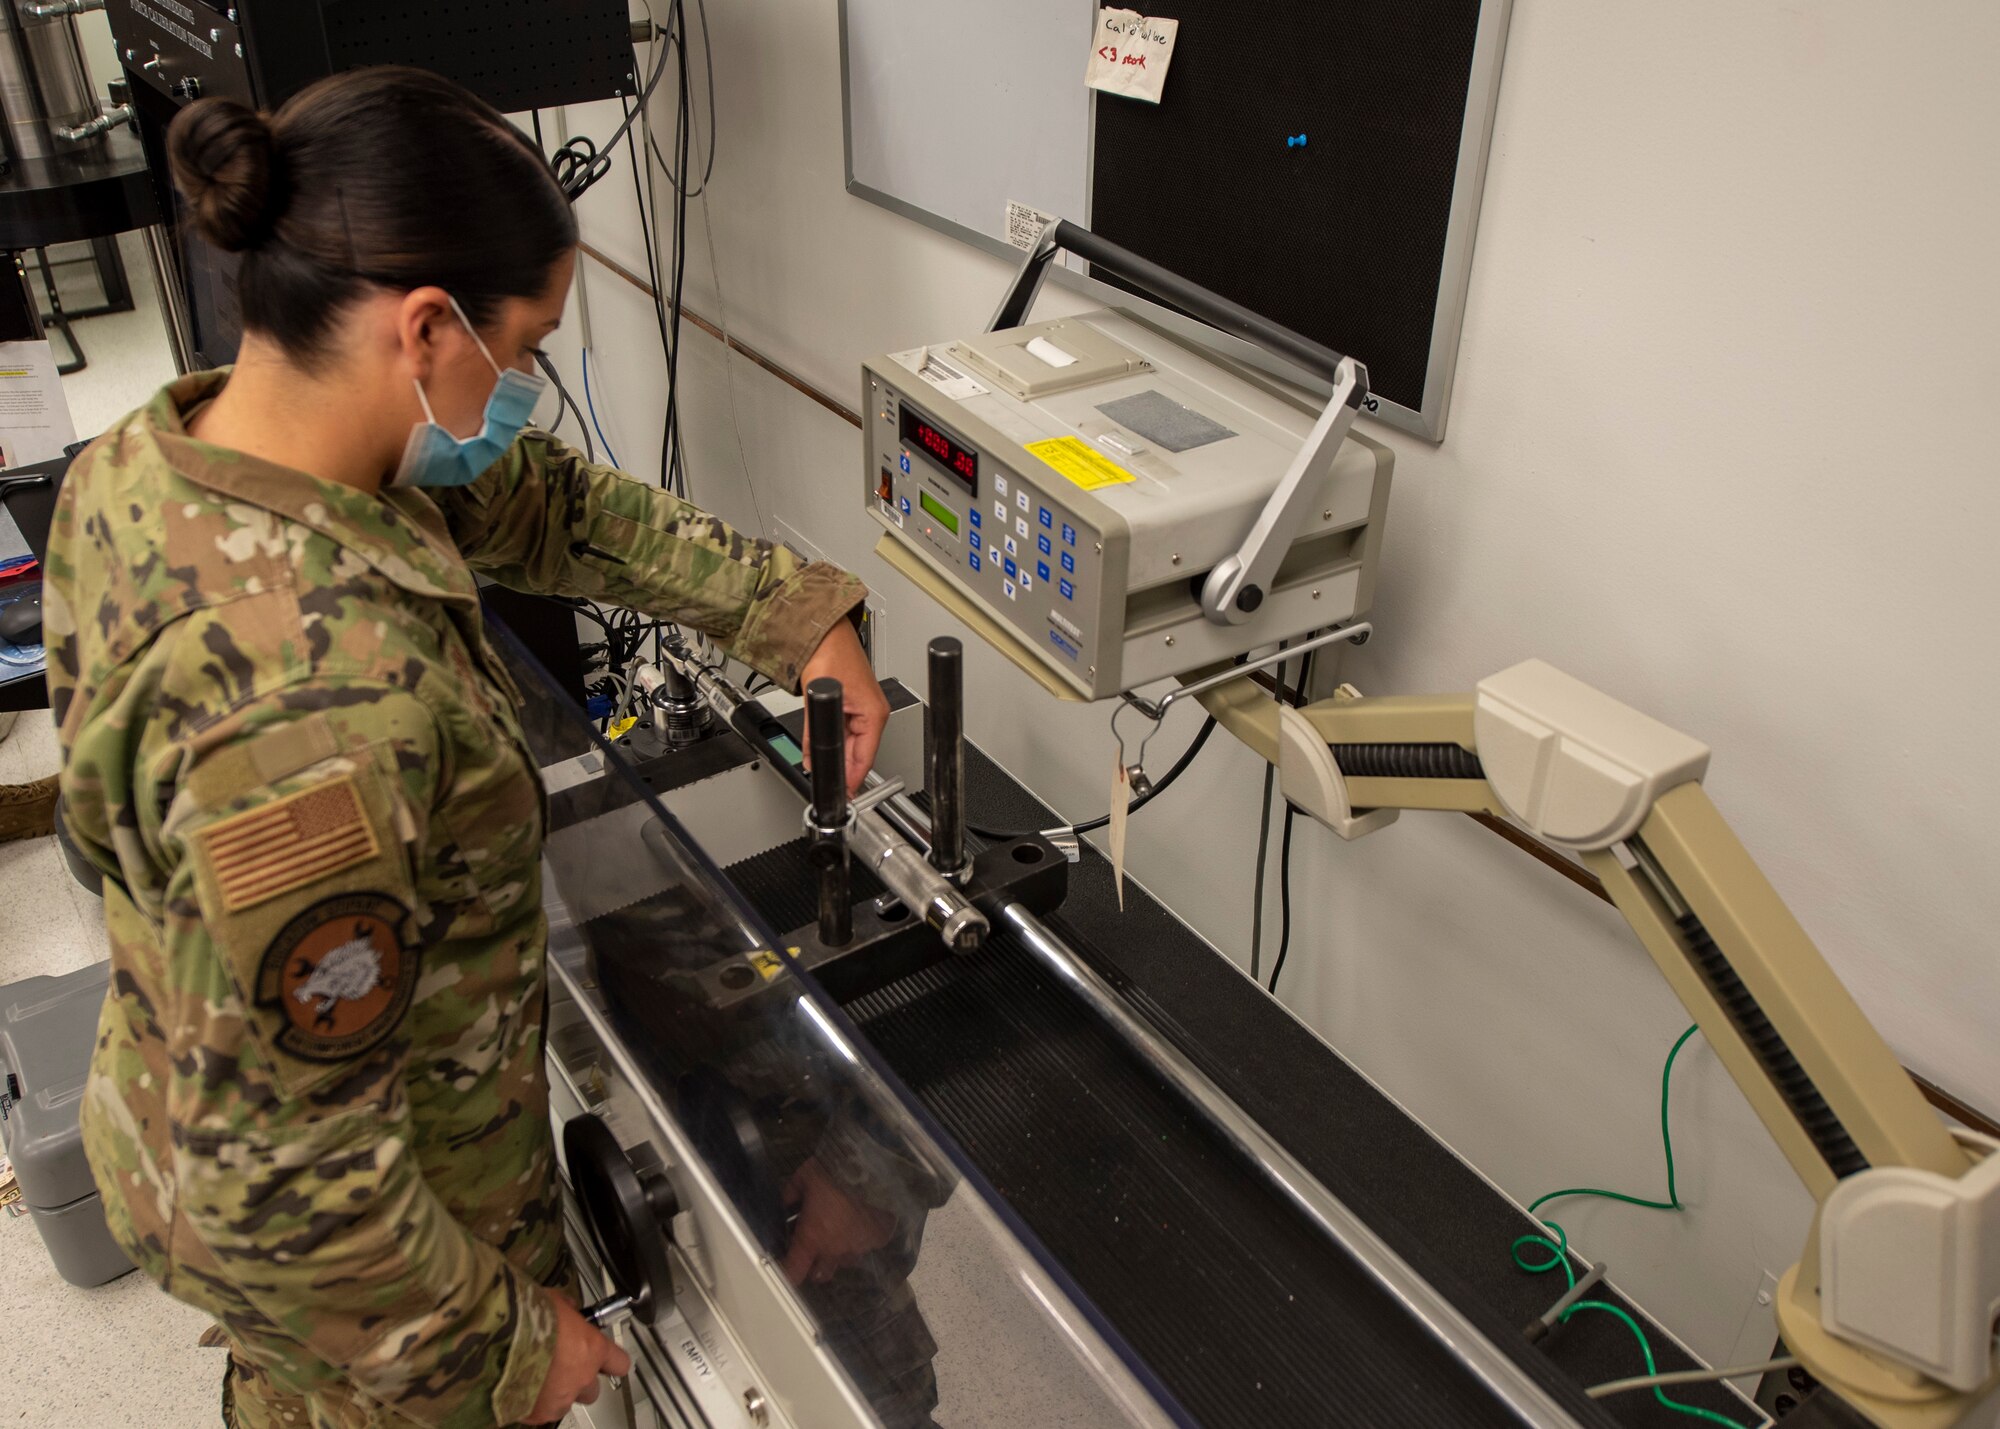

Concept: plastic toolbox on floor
[[0, 960, 131, 1286]]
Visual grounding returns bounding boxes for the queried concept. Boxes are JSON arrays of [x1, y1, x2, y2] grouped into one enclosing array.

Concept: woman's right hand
[[524, 1291, 635, 1423]]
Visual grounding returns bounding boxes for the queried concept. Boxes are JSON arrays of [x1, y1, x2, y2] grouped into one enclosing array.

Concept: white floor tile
[[0, 1215, 218, 1427], [52, 231, 179, 442]]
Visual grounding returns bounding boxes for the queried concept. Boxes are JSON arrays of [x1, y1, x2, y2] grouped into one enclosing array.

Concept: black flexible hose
[[1330, 743, 1484, 780]]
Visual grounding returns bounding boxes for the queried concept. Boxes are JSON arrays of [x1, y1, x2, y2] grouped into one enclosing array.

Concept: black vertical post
[[927, 638, 966, 876], [806, 678, 852, 948]]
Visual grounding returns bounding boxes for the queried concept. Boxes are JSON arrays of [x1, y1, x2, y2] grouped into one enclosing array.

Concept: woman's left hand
[[798, 620, 889, 795]]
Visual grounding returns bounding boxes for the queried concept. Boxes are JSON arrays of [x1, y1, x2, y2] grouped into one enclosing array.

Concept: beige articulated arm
[[1195, 659, 1997, 1429]]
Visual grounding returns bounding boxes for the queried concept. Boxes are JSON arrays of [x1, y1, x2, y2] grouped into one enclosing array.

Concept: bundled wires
[[628, 0, 718, 501], [528, 3, 720, 697], [543, 40, 674, 203], [568, 598, 675, 729]]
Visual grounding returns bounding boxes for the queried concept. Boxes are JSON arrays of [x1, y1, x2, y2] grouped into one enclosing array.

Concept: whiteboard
[[841, 0, 1092, 255], [839, 0, 1516, 442]]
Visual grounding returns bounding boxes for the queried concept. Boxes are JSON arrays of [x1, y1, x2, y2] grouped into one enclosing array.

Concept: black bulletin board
[[1091, 0, 1490, 426]]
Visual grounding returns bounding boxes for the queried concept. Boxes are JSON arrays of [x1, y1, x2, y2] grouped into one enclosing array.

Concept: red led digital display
[[900, 404, 978, 493]]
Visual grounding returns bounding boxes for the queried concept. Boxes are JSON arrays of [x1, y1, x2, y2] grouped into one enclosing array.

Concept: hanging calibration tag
[[1108, 754, 1132, 911]]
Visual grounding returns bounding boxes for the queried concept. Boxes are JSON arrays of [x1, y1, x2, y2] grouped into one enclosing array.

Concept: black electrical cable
[[1263, 647, 1316, 994], [1247, 640, 1292, 982], [1265, 805, 1298, 994], [661, 0, 695, 497], [967, 714, 1219, 841], [535, 352, 594, 461], [1248, 760, 1277, 982], [622, 7, 695, 498], [550, 41, 673, 202], [624, 119, 677, 493], [647, 0, 717, 197]]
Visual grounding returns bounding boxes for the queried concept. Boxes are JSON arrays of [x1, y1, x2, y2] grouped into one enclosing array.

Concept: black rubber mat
[[728, 838, 1606, 1429]]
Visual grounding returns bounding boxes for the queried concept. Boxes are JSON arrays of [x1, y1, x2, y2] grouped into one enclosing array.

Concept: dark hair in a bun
[[168, 99, 288, 253], [163, 66, 575, 365]]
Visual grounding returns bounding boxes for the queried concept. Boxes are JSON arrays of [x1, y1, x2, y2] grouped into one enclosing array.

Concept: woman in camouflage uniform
[[45, 67, 889, 1428]]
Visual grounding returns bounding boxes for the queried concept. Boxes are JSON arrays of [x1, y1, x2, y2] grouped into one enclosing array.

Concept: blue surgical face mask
[[391, 295, 548, 489]]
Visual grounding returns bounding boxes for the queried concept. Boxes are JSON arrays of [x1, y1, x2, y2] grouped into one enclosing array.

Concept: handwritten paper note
[[1086, 8, 1180, 105]]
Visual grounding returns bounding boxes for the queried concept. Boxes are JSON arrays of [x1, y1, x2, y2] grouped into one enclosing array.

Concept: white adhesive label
[[1086, 9, 1179, 105], [888, 347, 988, 402], [1006, 200, 1056, 252]]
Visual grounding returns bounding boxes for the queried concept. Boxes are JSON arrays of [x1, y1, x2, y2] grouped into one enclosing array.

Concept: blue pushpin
[[1286, 133, 1308, 149]]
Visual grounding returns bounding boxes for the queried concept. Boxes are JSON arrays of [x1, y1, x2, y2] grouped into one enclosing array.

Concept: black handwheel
[[564, 1113, 679, 1327]]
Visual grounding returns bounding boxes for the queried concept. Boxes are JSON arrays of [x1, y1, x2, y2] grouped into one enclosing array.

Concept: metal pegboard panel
[[318, 0, 636, 114]]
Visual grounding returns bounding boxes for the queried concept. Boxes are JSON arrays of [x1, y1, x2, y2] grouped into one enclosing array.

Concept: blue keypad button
[[899, 497, 911, 515], [1037, 561, 1050, 582], [1037, 534, 1052, 556], [968, 553, 981, 572], [968, 509, 980, 528], [1038, 507, 1053, 529], [1004, 557, 1017, 578], [1061, 551, 1075, 573], [899, 454, 911, 474], [1059, 578, 1075, 601], [1061, 524, 1076, 546], [1003, 579, 1017, 601], [969, 531, 981, 550], [1020, 573, 1032, 592]]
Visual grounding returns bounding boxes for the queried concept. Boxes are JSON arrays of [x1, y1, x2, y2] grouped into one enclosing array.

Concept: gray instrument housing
[[865, 310, 1393, 699]]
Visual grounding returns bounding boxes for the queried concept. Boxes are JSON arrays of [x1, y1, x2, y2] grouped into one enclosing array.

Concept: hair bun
[[167, 98, 287, 253]]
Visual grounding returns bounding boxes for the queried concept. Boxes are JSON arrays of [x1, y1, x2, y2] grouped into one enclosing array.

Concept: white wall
[[557, 0, 2000, 1375]]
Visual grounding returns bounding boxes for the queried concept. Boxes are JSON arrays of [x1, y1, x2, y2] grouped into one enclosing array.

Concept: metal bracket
[[1119, 622, 1373, 723], [1200, 357, 1369, 626], [987, 218, 1065, 334], [799, 778, 904, 847]]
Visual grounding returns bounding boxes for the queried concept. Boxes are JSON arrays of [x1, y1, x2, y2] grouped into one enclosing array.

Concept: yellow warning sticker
[[1026, 436, 1136, 491], [751, 950, 785, 981]]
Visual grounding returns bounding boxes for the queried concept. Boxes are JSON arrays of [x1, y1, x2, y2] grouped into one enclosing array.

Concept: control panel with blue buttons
[[865, 376, 1107, 688]]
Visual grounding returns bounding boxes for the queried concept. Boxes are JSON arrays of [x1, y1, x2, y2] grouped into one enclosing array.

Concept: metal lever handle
[[1199, 360, 1368, 625], [989, 218, 1349, 385]]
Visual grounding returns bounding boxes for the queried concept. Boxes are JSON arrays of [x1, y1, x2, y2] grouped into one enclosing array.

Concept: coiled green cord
[[1511, 1025, 1751, 1429]]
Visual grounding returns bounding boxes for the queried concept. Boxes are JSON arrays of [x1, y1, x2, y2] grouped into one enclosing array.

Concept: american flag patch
[[198, 777, 380, 913]]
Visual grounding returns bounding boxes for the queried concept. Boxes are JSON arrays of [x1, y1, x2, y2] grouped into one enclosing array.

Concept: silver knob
[[580, 1291, 637, 1329]]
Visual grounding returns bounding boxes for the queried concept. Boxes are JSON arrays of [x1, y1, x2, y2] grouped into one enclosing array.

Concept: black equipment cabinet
[[105, 0, 635, 368]]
